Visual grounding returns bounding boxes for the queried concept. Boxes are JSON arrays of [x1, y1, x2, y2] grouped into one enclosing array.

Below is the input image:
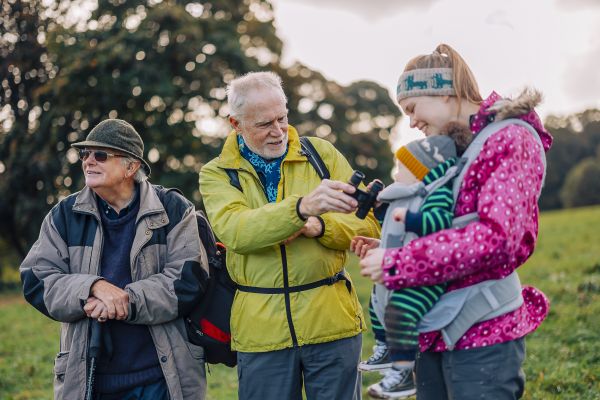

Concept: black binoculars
[[347, 170, 384, 219]]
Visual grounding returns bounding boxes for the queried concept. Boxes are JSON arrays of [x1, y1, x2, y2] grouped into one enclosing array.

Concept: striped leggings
[[369, 284, 445, 362]]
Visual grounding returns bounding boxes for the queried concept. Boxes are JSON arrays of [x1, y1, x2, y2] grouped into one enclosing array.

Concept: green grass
[[1, 206, 599, 399]]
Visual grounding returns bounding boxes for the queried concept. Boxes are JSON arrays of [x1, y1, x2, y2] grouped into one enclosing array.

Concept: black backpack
[[185, 210, 238, 367], [155, 187, 238, 367]]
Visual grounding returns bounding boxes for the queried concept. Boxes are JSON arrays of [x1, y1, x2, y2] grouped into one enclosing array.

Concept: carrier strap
[[448, 118, 547, 227], [418, 271, 523, 350], [452, 118, 547, 206], [237, 270, 351, 294]]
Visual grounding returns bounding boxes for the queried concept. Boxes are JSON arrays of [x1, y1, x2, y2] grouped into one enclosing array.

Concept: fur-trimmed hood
[[471, 89, 553, 152], [487, 88, 542, 121], [441, 88, 552, 154]]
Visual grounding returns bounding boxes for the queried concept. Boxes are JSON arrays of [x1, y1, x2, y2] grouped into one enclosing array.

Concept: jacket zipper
[[238, 165, 298, 346], [280, 244, 298, 346], [278, 164, 297, 346]]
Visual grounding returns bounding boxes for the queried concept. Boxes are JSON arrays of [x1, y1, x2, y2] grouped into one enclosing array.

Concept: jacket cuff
[[382, 248, 399, 288], [81, 276, 105, 302], [127, 302, 137, 322], [405, 211, 423, 235], [315, 216, 325, 238], [296, 197, 307, 221]]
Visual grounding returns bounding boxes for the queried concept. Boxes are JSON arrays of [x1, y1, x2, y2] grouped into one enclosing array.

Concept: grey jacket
[[20, 181, 208, 399]]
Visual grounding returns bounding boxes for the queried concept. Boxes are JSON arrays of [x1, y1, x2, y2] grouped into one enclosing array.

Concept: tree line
[[1, 0, 599, 269], [0, 0, 401, 261]]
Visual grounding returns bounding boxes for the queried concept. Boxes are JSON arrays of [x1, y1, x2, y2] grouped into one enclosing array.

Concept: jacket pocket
[[185, 341, 205, 360], [139, 246, 162, 278], [53, 351, 69, 399]]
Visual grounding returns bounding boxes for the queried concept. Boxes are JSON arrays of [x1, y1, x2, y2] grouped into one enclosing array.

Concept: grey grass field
[[1, 206, 599, 399]]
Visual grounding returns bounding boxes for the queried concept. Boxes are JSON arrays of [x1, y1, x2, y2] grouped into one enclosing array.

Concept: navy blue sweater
[[95, 191, 163, 393]]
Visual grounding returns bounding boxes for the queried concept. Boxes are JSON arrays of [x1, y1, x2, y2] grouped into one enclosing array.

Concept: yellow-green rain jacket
[[200, 126, 380, 352]]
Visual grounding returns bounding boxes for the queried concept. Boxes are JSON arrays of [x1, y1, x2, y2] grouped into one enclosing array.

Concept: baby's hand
[[392, 207, 407, 222], [350, 236, 381, 259]]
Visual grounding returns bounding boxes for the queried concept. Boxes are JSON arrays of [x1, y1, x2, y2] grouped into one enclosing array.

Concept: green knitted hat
[[72, 119, 151, 176]]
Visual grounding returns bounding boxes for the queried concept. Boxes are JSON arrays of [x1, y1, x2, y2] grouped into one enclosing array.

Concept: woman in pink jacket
[[360, 43, 551, 399]]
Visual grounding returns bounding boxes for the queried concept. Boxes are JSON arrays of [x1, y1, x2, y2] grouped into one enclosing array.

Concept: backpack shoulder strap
[[224, 168, 243, 192], [451, 118, 547, 206], [154, 185, 184, 202], [300, 136, 330, 180], [195, 209, 218, 248]]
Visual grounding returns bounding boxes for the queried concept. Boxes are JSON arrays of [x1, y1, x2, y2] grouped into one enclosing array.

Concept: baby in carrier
[[352, 131, 469, 399]]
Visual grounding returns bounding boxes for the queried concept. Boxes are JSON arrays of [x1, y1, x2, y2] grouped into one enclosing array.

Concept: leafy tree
[[0, 0, 54, 258], [0, 0, 401, 260], [280, 63, 399, 185], [541, 110, 600, 209], [559, 157, 600, 208]]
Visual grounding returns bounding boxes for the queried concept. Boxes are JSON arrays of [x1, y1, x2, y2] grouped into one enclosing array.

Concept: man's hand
[[298, 179, 358, 217], [90, 280, 130, 320], [350, 236, 381, 259], [359, 248, 386, 283], [283, 217, 323, 244], [84, 296, 109, 322], [392, 207, 408, 222]]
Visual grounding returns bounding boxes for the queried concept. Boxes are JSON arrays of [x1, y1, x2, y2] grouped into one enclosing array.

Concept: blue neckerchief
[[238, 135, 288, 202]]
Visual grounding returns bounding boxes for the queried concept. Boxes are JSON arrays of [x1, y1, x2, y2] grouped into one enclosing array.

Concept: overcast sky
[[271, 0, 600, 145]]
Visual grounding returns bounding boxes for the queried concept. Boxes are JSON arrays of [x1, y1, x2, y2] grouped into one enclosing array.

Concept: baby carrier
[[371, 118, 547, 350]]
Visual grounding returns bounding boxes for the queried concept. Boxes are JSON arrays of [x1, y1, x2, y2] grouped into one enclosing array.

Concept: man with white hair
[[21, 119, 208, 399], [200, 72, 380, 399]]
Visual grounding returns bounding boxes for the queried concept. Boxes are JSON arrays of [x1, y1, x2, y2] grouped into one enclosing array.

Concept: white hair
[[121, 157, 148, 183], [227, 71, 287, 119]]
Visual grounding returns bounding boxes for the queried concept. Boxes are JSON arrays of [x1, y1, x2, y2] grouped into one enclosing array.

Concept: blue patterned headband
[[396, 68, 455, 100]]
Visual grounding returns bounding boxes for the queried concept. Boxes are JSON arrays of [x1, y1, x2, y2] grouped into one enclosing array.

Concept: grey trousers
[[415, 338, 526, 400], [237, 334, 362, 400]]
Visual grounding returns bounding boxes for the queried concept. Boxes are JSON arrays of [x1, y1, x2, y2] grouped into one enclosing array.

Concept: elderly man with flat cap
[[20, 119, 209, 400]]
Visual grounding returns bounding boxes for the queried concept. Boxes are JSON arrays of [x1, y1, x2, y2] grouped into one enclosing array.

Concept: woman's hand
[[350, 236, 381, 259], [359, 248, 386, 283]]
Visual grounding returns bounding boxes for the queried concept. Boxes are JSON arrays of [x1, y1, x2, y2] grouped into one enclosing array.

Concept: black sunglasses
[[79, 149, 127, 162]]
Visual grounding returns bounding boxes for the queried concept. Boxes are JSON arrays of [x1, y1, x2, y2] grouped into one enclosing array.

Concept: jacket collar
[[470, 91, 553, 152], [72, 180, 169, 229], [216, 125, 306, 170]]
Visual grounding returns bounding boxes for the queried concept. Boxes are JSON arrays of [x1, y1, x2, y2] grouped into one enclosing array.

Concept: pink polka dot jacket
[[382, 91, 553, 352]]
